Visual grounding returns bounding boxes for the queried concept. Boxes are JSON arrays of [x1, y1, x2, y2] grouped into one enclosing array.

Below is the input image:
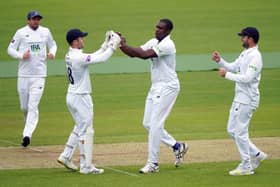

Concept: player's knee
[[143, 122, 150, 131], [227, 129, 235, 139], [27, 104, 38, 112], [83, 117, 93, 127], [234, 128, 247, 139], [20, 106, 28, 113], [86, 126, 94, 135], [150, 123, 163, 132]]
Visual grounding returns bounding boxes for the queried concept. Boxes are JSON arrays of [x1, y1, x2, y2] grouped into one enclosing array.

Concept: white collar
[[69, 47, 82, 52], [244, 45, 258, 54]]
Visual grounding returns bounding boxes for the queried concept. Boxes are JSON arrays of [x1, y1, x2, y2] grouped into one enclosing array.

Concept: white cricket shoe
[[174, 143, 188, 167], [80, 165, 104, 174], [229, 167, 254, 176], [251, 152, 268, 170], [57, 156, 78, 171], [139, 162, 159, 174]]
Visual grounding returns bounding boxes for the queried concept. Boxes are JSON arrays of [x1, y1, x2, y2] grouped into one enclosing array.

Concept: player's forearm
[[89, 48, 114, 64], [218, 58, 238, 73], [120, 45, 148, 59], [225, 71, 256, 83], [7, 47, 23, 59], [120, 45, 137, 57], [92, 48, 104, 56]]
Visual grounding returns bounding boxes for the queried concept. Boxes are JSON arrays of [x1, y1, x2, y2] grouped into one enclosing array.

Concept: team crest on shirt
[[86, 55, 91, 62], [11, 39, 15, 43]]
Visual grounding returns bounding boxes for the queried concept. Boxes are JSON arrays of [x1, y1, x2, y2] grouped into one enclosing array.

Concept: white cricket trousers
[[65, 93, 94, 169], [17, 77, 45, 138], [143, 82, 179, 163], [227, 102, 262, 170], [66, 93, 93, 137]]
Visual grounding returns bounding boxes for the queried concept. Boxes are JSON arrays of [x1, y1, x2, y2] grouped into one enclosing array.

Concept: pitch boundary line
[[103, 166, 140, 177], [0, 139, 44, 153]]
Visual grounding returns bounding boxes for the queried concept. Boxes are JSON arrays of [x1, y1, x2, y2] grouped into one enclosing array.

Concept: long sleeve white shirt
[[218, 46, 263, 108], [65, 47, 114, 94], [7, 25, 57, 77]]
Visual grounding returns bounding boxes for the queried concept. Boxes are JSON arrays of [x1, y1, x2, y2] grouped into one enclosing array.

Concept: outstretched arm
[[119, 36, 157, 59], [80, 32, 121, 65]]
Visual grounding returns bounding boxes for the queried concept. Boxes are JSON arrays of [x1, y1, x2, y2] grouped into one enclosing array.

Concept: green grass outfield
[[0, 0, 279, 62], [0, 160, 279, 187], [1, 52, 280, 77], [1, 70, 279, 186], [0, 69, 279, 145], [0, 0, 279, 186]]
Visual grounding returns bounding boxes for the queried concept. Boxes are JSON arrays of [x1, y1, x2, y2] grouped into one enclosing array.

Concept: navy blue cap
[[66, 29, 88, 44], [238, 27, 259, 43], [27, 11, 43, 20]]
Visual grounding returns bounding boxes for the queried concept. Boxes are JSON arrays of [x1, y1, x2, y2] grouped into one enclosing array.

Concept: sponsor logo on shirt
[[31, 43, 41, 52], [28, 42, 42, 53]]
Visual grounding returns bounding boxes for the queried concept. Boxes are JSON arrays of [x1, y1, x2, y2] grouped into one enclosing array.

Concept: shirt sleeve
[[218, 57, 240, 73], [140, 39, 158, 51], [80, 47, 114, 65], [47, 29, 57, 56], [7, 30, 24, 59], [225, 56, 262, 83], [152, 40, 175, 57]]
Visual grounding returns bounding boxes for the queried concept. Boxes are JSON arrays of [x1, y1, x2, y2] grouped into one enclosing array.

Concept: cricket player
[[57, 28, 120, 174], [7, 11, 57, 147], [119, 19, 188, 173], [212, 27, 267, 176]]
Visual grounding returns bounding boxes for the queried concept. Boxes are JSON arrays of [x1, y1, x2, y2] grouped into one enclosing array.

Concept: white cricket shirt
[[65, 47, 114, 94], [141, 35, 179, 85], [7, 25, 57, 77], [219, 46, 263, 108]]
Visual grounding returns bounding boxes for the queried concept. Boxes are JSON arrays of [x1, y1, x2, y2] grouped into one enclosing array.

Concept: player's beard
[[29, 23, 39, 30], [156, 33, 166, 42], [242, 42, 249, 49]]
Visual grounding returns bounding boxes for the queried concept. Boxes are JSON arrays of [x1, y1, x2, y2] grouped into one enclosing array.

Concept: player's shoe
[[251, 152, 268, 170], [80, 165, 104, 174], [57, 156, 78, 171], [174, 142, 188, 167], [21, 136, 30, 147], [229, 167, 254, 176], [139, 162, 159, 174]]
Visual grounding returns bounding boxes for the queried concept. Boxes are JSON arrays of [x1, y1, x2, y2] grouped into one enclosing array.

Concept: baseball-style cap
[[238, 27, 259, 43], [66, 29, 88, 44], [27, 11, 43, 20]]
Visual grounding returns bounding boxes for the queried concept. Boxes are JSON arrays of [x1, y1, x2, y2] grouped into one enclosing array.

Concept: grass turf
[[0, 69, 279, 146], [0, 160, 279, 187], [0, 1, 279, 186], [0, 0, 279, 62]]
